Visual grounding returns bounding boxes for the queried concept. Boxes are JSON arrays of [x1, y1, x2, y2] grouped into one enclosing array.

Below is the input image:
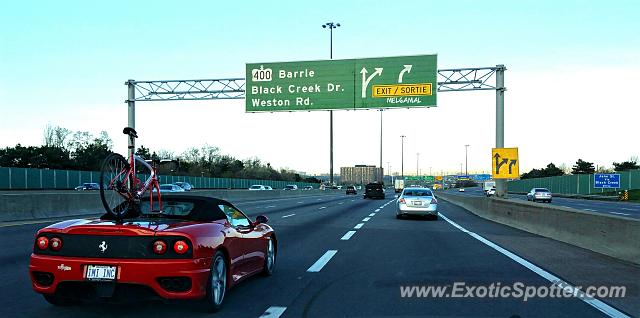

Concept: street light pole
[[400, 135, 406, 179], [416, 153, 420, 177], [465, 144, 469, 176], [322, 22, 340, 186]]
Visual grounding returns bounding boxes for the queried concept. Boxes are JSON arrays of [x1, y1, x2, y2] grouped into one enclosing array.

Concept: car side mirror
[[255, 215, 269, 224]]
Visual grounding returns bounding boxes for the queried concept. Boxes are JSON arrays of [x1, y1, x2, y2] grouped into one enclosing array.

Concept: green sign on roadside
[[246, 54, 437, 112]]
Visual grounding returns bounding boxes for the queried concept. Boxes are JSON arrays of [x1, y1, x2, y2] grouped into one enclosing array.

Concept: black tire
[[99, 153, 131, 219], [262, 237, 276, 276], [396, 214, 402, 219], [201, 251, 227, 312], [43, 294, 78, 306], [432, 215, 439, 221]]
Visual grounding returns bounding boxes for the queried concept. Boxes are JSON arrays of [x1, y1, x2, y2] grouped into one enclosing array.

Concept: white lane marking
[[317, 199, 323, 201], [297, 202, 304, 204], [260, 306, 287, 318], [351, 200, 355, 202], [338, 202, 344, 205], [362, 217, 371, 222], [368, 213, 375, 217], [610, 212, 631, 216], [307, 250, 338, 272], [379, 206, 384, 209], [562, 206, 573, 209], [620, 208, 636, 211], [375, 209, 380, 212], [340, 231, 356, 241], [319, 207, 327, 210], [282, 214, 296, 218], [354, 223, 364, 229], [439, 213, 628, 318], [584, 209, 598, 212], [266, 205, 276, 208]]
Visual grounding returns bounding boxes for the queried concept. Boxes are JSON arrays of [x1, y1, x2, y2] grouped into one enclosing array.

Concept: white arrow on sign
[[360, 67, 383, 98], [398, 64, 412, 83]]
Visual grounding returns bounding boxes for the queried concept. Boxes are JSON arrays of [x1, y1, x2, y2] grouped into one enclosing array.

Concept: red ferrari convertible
[[29, 195, 277, 312]]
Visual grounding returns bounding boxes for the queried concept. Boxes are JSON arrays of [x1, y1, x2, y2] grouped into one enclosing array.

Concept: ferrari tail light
[[50, 237, 63, 251], [36, 236, 49, 250], [152, 240, 167, 254], [399, 198, 406, 204], [173, 240, 189, 255]]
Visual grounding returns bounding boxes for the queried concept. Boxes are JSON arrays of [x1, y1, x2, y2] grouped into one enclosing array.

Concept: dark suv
[[364, 183, 385, 199], [345, 186, 357, 195]]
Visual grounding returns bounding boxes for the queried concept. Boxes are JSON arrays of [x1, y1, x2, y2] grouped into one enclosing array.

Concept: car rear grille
[[33, 234, 192, 259], [157, 277, 192, 292]]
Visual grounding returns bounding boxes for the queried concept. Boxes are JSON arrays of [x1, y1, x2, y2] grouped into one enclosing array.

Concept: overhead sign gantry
[[124, 60, 510, 196]]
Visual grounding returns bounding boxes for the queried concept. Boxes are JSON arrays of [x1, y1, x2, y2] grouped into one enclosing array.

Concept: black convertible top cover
[[101, 195, 231, 222]]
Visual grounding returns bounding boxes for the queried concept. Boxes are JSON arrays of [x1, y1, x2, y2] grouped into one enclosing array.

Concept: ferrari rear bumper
[[29, 254, 211, 300]]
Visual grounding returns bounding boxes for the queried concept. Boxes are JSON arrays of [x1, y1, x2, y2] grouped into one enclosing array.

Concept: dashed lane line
[[307, 250, 338, 272], [319, 207, 327, 210], [610, 212, 631, 216], [282, 214, 296, 218], [259, 306, 287, 318], [368, 213, 375, 217], [354, 223, 364, 229], [362, 217, 371, 222], [340, 231, 356, 241]]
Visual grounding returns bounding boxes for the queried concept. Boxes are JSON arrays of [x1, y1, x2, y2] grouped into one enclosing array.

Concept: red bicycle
[[99, 127, 162, 219]]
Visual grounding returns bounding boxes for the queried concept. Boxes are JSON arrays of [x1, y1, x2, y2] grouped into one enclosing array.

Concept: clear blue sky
[[1, 0, 639, 174]]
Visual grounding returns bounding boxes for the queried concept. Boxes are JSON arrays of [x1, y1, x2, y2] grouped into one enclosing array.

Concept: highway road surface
[[448, 187, 640, 219], [1, 191, 638, 317]]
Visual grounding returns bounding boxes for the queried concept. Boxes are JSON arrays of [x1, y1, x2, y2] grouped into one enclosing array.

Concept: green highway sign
[[246, 54, 437, 112], [404, 176, 436, 182]]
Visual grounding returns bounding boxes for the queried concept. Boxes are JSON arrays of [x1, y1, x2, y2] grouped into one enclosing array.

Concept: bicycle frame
[[106, 154, 162, 213]]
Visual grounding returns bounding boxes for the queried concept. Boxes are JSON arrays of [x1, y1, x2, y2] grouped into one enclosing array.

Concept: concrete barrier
[[0, 190, 340, 222], [437, 192, 640, 265]]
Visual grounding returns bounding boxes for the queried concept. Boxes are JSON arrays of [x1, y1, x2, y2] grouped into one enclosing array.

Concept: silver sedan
[[396, 187, 438, 220]]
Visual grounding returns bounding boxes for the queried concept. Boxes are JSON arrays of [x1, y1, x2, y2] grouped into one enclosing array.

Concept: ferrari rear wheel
[[202, 251, 227, 312], [262, 237, 276, 276]]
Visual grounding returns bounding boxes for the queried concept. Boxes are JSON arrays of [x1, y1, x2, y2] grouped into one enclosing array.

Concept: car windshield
[[403, 190, 432, 197], [250, 185, 262, 189], [535, 189, 550, 192], [160, 185, 173, 190]]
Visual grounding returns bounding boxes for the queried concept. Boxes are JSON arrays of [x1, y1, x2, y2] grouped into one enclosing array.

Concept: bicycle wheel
[[99, 153, 132, 219]]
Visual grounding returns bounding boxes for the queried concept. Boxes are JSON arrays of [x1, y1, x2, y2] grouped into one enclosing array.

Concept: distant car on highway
[[153, 184, 186, 193], [249, 185, 267, 191], [283, 185, 298, 190], [363, 183, 385, 199], [29, 195, 276, 311], [74, 183, 101, 191], [345, 186, 357, 195], [173, 182, 193, 191], [396, 187, 438, 220], [302, 186, 313, 190], [458, 188, 465, 192], [264, 186, 273, 190], [486, 187, 496, 197], [527, 188, 553, 203]]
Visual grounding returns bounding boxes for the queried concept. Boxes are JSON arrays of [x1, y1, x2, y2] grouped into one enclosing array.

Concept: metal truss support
[[129, 78, 246, 101]]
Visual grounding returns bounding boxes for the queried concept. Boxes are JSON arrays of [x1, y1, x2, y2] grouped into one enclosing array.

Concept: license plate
[[412, 201, 422, 205], [85, 265, 117, 280]]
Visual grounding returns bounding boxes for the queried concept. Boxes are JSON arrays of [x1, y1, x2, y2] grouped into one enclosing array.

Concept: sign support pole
[[126, 79, 136, 191], [495, 65, 507, 197]]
